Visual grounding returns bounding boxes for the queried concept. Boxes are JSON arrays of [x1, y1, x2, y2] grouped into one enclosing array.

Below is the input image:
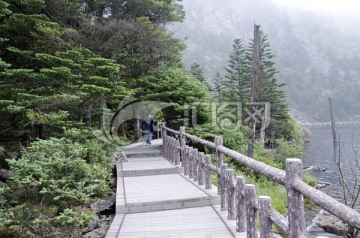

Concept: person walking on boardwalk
[[141, 114, 154, 145]]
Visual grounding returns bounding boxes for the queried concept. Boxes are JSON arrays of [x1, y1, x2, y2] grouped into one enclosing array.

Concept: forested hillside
[[0, 1, 309, 236], [0, 0, 212, 236], [172, 0, 360, 121]]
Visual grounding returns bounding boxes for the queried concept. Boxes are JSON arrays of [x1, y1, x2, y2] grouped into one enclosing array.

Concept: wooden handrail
[[161, 125, 360, 236], [183, 132, 216, 149], [293, 177, 360, 229], [269, 208, 288, 234], [217, 145, 286, 185], [164, 127, 180, 135]]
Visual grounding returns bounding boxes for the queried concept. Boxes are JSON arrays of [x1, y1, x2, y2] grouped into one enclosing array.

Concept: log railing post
[[236, 176, 246, 232], [285, 159, 306, 238], [168, 137, 171, 161], [172, 138, 176, 164], [179, 126, 186, 167], [198, 152, 205, 186], [194, 150, 199, 183], [259, 196, 272, 238], [161, 122, 166, 139], [168, 138, 171, 162], [226, 169, 236, 220], [215, 136, 223, 194], [184, 146, 189, 175], [164, 135, 168, 160], [161, 122, 167, 158], [245, 184, 258, 238], [205, 155, 212, 189], [187, 147, 193, 177], [170, 138, 174, 163], [220, 163, 228, 211], [173, 139, 176, 164], [175, 139, 181, 165], [190, 148, 198, 179]]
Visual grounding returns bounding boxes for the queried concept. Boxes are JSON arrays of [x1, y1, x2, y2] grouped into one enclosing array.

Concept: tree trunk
[[260, 107, 267, 145], [133, 104, 141, 141], [39, 125, 47, 139], [85, 104, 92, 127], [328, 97, 338, 163], [247, 24, 261, 158]]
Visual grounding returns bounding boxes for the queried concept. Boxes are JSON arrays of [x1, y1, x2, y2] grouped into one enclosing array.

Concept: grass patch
[[245, 175, 287, 214]]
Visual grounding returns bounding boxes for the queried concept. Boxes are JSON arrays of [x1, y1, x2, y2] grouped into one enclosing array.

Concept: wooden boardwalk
[[106, 139, 245, 238]]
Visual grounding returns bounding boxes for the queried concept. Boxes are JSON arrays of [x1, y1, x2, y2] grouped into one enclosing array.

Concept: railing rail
[[161, 124, 360, 237]]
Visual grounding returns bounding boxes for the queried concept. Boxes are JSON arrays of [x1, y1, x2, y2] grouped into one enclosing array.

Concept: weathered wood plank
[[236, 176, 246, 232], [198, 152, 205, 186], [227, 169, 236, 220], [205, 155, 212, 189], [175, 139, 180, 166], [216, 136, 224, 195], [245, 184, 258, 238], [183, 132, 216, 149], [269, 208, 288, 235], [293, 177, 360, 230], [220, 163, 228, 211], [180, 126, 186, 167], [259, 196, 272, 238], [285, 159, 306, 238]]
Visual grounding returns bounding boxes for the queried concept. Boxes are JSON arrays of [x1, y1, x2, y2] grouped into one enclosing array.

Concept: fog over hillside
[[171, 0, 360, 121]]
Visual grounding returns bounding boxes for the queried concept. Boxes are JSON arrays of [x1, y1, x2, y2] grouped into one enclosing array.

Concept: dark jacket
[[141, 116, 154, 132]]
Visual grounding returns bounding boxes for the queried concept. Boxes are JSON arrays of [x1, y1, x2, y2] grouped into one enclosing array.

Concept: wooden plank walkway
[[106, 139, 246, 238]]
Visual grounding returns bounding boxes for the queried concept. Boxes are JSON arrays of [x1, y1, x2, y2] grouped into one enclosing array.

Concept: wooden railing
[[161, 124, 360, 237]]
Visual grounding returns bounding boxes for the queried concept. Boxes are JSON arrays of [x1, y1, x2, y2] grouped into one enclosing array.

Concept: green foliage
[[0, 129, 114, 237], [104, 0, 185, 24], [3, 202, 94, 238], [303, 173, 318, 187], [190, 62, 209, 88], [211, 72, 225, 102], [244, 31, 291, 139], [246, 176, 287, 214], [140, 67, 212, 125], [223, 38, 250, 104], [0, 47, 126, 139], [77, 17, 185, 80]]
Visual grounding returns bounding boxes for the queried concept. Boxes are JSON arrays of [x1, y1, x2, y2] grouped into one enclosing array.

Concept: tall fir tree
[[245, 31, 290, 138], [212, 72, 225, 102], [190, 62, 206, 83], [190, 62, 210, 89], [223, 38, 250, 104]]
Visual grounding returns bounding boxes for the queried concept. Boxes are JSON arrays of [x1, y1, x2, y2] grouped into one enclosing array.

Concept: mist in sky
[[274, 0, 360, 14]]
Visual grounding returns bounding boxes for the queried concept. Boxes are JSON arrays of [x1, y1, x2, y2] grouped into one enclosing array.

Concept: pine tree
[[245, 31, 290, 138], [223, 38, 250, 105], [0, 0, 11, 70], [0, 48, 126, 139], [190, 62, 210, 89], [212, 72, 225, 102], [190, 62, 206, 83]]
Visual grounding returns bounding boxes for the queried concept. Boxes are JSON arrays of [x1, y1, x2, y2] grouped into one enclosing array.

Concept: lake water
[[302, 125, 360, 237]]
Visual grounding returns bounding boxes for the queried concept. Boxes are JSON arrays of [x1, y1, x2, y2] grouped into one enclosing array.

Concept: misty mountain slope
[[171, 0, 360, 121]]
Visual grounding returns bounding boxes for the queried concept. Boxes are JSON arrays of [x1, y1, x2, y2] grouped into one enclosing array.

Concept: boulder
[[318, 214, 350, 236], [91, 194, 115, 213], [83, 218, 111, 238], [303, 165, 322, 178], [0, 168, 12, 179]]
